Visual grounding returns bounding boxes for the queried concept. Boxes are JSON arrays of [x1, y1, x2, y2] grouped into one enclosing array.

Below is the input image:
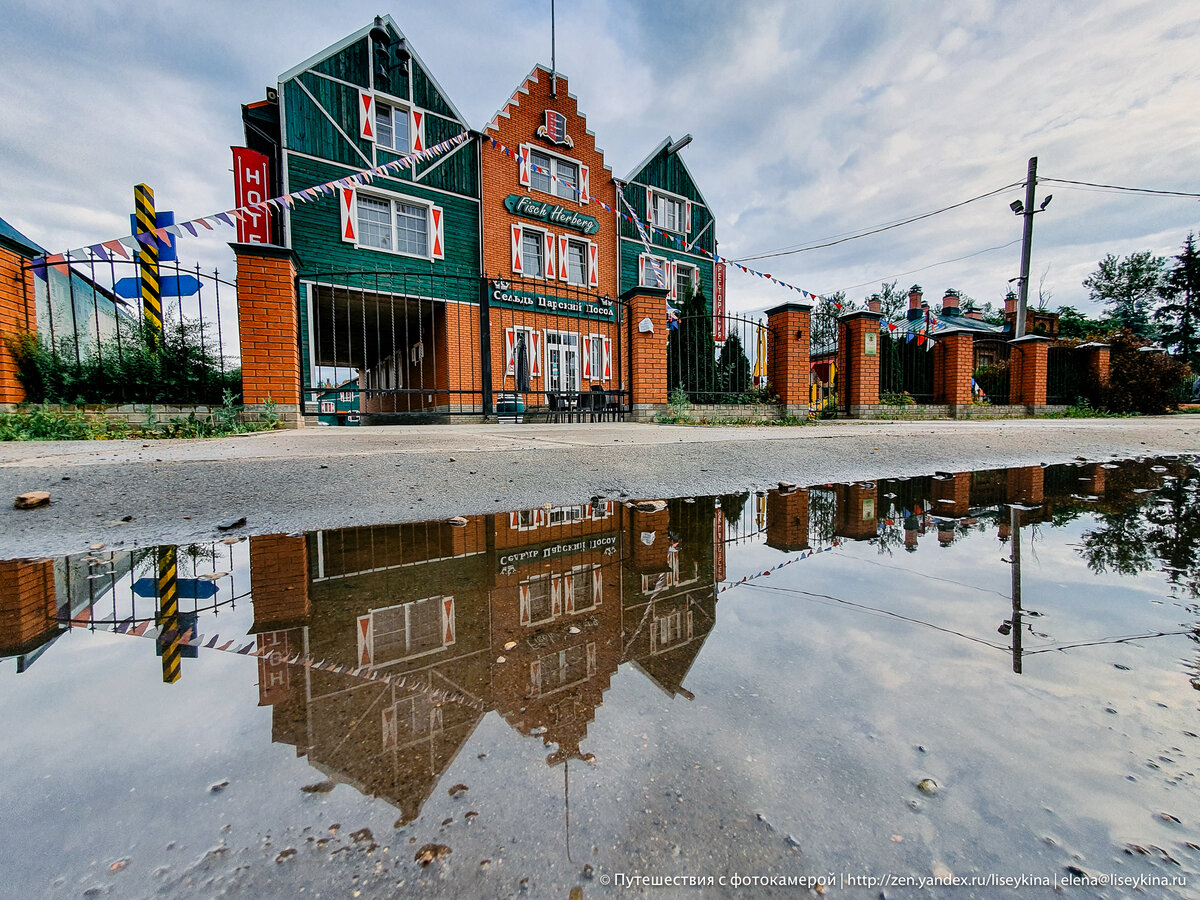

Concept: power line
[[828, 238, 1022, 296], [1040, 177, 1200, 199], [730, 182, 1023, 263]]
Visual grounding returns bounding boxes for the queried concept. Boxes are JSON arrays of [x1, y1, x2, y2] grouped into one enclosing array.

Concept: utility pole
[[1014, 156, 1038, 338]]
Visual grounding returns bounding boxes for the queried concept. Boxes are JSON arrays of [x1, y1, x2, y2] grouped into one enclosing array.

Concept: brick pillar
[[932, 472, 972, 516], [631, 506, 671, 570], [766, 302, 812, 418], [626, 288, 669, 421], [834, 483, 878, 541], [836, 310, 883, 417], [1009, 335, 1051, 410], [765, 488, 810, 551], [0, 558, 57, 657], [249, 534, 311, 631], [232, 243, 303, 427], [933, 332, 973, 414], [0, 242, 38, 407], [1006, 465, 1045, 506], [1077, 342, 1110, 399], [443, 300, 482, 415]]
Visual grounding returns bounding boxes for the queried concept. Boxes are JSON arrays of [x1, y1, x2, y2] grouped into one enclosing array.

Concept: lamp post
[[1010, 157, 1052, 338]]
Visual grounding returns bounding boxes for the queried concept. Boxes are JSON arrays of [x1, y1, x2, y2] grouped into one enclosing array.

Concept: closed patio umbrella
[[516, 334, 531, 394]]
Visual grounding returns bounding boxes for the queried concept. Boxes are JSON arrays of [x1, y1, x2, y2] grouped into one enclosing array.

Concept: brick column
[[1009, 335, 1051, 410], [249, 534, 311, 631], [0, 242, 38, 407], [1006, 465, 1045, 506], [232, 243, 303, 427], [933, 332, 973, 414], [932, 472, 972, 516], [836, 310, 883, 417], [766, 302, 812, 418], [834, 482, 879, 541], [625, 287, 669, 422], [765, 488, 810, 551], [1077, 342, 1110, 401]]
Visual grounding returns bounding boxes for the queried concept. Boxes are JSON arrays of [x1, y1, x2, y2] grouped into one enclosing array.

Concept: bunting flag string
[[716, 540, 842, 594], [77, 616, 485, 710], [35, 132, 472, 265]]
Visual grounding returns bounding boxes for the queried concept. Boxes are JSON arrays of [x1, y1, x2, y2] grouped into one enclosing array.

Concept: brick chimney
[[866, 297, 881, 313], [964, 307, 984, 320], [941, 289, 960, 316], [907, 285, 923, 321], [1004, 290, 1018, 316]]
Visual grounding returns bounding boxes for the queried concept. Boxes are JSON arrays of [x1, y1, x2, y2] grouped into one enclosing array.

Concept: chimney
[[907, 285, 924, 321], [1004, 290, 1018, 316], [941, 289, 960, 316], [965, 307, 984, 320], [866, 297, 881, 313]]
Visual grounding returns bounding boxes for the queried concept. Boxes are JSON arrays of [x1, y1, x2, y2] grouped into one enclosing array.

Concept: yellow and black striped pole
[[134, 183, 163, 341], [157, 545, 182, 683]]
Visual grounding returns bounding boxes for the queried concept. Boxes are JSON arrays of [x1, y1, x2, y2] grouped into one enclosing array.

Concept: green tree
[[716, 330, 752, 394], [1083, 250, 1166, 337], [864, 281, 906, 319], [1154, 233, 1200, 367], [810, 290, 852, 353], [1055, 305, 1110, 340]]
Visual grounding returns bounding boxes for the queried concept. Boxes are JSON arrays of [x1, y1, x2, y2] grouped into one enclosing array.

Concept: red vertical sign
[[232, 147, 272, 244], [713, 261, 727, 341]]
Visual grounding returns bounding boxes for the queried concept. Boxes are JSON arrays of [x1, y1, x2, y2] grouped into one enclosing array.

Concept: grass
[[0, 393, 281, 442]]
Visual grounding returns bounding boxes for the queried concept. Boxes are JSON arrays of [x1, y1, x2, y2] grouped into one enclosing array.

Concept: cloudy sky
[[2, 0, 1198, 314]]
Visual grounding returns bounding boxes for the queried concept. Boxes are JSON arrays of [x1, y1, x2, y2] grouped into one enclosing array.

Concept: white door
[[546, 332, 580, 394]]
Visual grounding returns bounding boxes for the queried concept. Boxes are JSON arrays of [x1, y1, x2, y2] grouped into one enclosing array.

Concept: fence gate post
[[232, 242, 304, 428], [0, 236, 39, 407], [933, 332, 974, 416], [766, 302, 812, 419], [1009, 335, 1051, 412], [836, 310, 883, 417], [623, 286, 670, 421]]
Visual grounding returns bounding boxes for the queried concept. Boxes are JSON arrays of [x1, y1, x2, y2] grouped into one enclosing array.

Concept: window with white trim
[[355, 193, 430, 258], [651, 191, 685, 232], [676, 262, 697, 300], [530, 149, 580, 202], [371, 597, 448, 662], [374, 101, 410, 154], [565, 238, 587, 286], [524, 574, 555, 624], [589, 334, 603, 384], [640, 254, 669, 289], [522, 228, 545, 277]]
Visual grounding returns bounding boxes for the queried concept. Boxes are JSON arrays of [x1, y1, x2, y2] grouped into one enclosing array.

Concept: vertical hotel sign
[[713, 261, 727, 341], [232, 147, 272, 244]]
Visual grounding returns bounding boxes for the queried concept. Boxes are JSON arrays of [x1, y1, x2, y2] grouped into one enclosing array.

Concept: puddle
[[2, 459, 1199, 897]]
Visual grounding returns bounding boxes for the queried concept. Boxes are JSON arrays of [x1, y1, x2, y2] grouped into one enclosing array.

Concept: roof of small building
[[0, 216, 44, 257]]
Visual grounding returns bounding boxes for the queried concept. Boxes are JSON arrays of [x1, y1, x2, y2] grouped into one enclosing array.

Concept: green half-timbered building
[[242, 16, 481, 417], [617, 135, 716, 313]]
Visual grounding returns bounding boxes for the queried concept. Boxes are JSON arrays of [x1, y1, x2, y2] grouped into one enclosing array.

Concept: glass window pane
[[394, 107, 409, 154], [357, 195, 392, 250], [396, 202, 427, 256], [530, 151, 552, 193], [556, 160, 578, 201], [375, 104, 393, 150], [568, 241, 586, 285], [523, 231, 543, 277]]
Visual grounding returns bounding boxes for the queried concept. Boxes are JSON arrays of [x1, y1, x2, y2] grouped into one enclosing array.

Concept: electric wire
[[730, 182, 1024, 263], [1040, 177, 1200, 199], [828, 238, 1022, 296]]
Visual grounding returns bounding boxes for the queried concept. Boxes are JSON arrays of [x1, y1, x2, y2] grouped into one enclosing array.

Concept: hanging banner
[[232, 147, 272, 244], [714, 261, 727, 341]]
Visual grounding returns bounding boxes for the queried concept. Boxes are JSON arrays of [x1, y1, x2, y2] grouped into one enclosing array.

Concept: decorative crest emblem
[[536, 110, 573, 147]]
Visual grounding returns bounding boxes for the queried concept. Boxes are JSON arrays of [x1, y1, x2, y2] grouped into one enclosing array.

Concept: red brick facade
[[0, 558, 56, 655], [836, 311, 882, 414], [233, 243, 302, 424], [249, 534, 311, 630], [0, 245, 36, 405], [767, 303, 811, 416]]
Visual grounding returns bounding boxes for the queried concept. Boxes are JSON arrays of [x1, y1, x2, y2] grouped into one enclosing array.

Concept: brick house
[[480, 66, 622, 410]]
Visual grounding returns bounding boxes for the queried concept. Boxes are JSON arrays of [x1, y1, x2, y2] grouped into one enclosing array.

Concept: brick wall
[[249, 534, 311, 630], [933, 332, 974, 409], [835, 483, 879, 541], [766, 303, 811, 417], [234, 244, 302, 425], [628, 290, 669, 416], [0, 245, 36, 405], [836, 311, 882, 415], [0, 558, 56, 655], [932, 472, 972, 517], [1010, 336, 1049, 407], [1080, 344, 1110, 387]]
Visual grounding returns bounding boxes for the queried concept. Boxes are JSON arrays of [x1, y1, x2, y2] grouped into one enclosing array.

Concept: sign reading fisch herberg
[[504, 194, 599, 235]]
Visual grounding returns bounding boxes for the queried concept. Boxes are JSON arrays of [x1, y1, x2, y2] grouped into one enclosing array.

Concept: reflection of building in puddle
[[252, 498, 722, 823]]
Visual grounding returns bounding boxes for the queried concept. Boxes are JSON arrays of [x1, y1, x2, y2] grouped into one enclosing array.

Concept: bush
[[1100, 330, 1192, 414]]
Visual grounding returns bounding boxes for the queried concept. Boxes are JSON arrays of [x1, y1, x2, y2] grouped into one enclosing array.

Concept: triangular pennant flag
[[88, 244, 110, 262], [181, 221, 198, 237], [197, 217, 214, 230], [135, 232, 157, 247], [215, 212, 234, 227], [102, 239, 130, 259]]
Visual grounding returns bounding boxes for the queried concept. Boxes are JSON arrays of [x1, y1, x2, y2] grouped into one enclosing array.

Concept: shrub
[[1100, 330, 1192, 414]]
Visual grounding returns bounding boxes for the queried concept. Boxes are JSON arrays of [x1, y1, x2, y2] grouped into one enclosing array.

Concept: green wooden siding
[[284, 78, 373, 169], [312, 37, 369, 84], [412, 60, 453, 119], [620, 145, 716, 257], [286, 155, 480, 302], [620, 239, 714, 313]]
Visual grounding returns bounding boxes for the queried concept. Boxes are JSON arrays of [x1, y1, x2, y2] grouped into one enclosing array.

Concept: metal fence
[[879, 331, 936, 402], [972, 338, 1011, 404], [301, 271, 627, 422], [670, 313, 772, 403], [19, 256, 238, 405], [1047, 345, 1085, 405]]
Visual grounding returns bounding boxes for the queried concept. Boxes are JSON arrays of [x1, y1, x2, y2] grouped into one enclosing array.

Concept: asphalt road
[[2, 417, 1197, 558]]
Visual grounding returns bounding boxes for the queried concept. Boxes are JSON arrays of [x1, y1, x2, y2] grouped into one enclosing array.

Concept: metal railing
[[879, 331, 935, 403], [670, 314, 774, 403], [1047, 345, 1085, 405], [972, 338, 1011, 404]]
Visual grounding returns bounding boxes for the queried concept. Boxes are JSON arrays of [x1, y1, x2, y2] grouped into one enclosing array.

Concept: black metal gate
[[879, 331, 935, 402], [300, 271, 627, 424], [972, 338, 1011, 404], [1047, 345, 1085, 405], [670, 313, 772, 403]]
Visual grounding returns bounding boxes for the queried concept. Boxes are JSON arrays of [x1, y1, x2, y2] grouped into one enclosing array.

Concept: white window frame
[[563, 236, 588, 286], [352, 188, 434, 261], [527, 145, 586, 205], [367, 596, 454, 666], [639, 253, 670, 290], [373, 96, 411, 155], [520, 224, 548, 279], [649, 188, 687, 233], [675, 262, 698, 299]]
